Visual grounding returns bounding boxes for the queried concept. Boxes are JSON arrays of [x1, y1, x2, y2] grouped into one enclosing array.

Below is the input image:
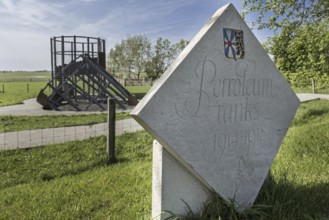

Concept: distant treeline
[[107, 35, 189, 80], [0, 77, 50, 82], [0, 70, 50, 73]]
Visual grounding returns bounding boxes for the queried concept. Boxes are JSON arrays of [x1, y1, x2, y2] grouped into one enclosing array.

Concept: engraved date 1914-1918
[[202, 127, 268, 163]]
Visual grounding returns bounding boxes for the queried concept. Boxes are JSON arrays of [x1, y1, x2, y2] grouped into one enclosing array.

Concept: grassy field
[[0, 100, 328, 219], [0, 71, 51, 82], [0, 112, 131, 132], [252, 100, 329, 219], [0, 81, 150, 107], [125, 85, 151, 99], [0, 82, 48, 106]]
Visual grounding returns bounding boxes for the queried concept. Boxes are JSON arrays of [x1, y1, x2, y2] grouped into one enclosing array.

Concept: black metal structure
[[37, 36, 137, 111]]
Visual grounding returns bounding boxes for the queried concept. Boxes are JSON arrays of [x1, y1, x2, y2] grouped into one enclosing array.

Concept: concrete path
[[0, 119, 143, 151], [297, 93, 329, 102], [1, 94, 328, 116], [0, 98, 106, 116], [0, 98, 128, 116]]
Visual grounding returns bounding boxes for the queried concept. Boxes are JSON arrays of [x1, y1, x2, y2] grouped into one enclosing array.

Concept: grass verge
[[0, 131, 153, 219], [0, 82, 47, 107], [254, 99, 329, 219], [125, 85, 151, 100], [0, 112, 131, 132], [0, 100, 328, 219]]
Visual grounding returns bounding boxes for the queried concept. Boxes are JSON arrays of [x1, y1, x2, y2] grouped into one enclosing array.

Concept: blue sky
[[0, 0, 273, 71]]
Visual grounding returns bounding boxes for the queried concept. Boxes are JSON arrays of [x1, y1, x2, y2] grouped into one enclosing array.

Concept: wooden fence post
[[312, 78, 315, 94], [107, 98, 116, 164]]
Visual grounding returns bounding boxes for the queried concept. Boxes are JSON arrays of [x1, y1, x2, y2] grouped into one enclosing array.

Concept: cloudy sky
[[0, 0, 273, 71]]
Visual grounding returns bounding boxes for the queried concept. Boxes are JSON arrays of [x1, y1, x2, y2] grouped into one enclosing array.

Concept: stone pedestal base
[[152, 140, 209, 219]]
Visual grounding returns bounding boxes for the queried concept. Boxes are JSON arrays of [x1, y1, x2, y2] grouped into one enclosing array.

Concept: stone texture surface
[[152, 140, 209, 219], [132, 3, 299, 211]]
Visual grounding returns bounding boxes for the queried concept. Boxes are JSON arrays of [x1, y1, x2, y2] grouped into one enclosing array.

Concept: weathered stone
[[131, 3, 299, 212]]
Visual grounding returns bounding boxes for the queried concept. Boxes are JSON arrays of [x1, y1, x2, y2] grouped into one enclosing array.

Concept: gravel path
[[1, 94, 328, 116], [0, 98, 136, 116], [0, 98, 107, 116]]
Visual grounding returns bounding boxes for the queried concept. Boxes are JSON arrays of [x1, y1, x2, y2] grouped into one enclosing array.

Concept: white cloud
[[0, 0, 270, 71], [0, 0, 66, 32]]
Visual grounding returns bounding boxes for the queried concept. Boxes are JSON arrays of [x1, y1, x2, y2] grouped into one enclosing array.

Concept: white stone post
[[152, 140, 209, 219]]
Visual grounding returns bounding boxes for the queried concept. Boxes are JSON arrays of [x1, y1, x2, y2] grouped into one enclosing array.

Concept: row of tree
[[243, 0, 329, 75], [108, 1, 329, 80], [107, 35, 189, 80]]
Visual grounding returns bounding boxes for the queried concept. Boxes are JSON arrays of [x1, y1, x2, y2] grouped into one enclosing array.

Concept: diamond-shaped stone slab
[[131, 3, 299, 210]]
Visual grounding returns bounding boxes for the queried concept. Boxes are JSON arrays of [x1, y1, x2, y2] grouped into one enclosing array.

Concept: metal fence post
[[107, 98, 116, 164], [312, 78, 315, 94]]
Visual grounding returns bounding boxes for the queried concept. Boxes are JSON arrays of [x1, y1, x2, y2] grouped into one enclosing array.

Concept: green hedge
[[282, 71, 329, 88]]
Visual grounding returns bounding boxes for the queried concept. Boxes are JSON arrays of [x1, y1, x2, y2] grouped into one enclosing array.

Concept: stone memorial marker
[[131, 3, 300, 217]]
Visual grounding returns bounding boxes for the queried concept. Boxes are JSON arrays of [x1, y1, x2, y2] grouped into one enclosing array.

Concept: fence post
[[2, 84, 4, 94], [27, 84, 30, 93], [312, 78, 315, 94], [107, 98, 116, 164]]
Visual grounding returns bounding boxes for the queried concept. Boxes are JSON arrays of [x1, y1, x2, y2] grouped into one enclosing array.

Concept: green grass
[[0, 131, 153, 219], [0, 71, 51, 77], [1, 100, 328, 219], [0, 112, 131, 132], [0, 82, 150, 107], [253, 100, 329, 219], [125, 85, 151, 99], [0, 82, 47, 106], [0, 71, 51, 82]]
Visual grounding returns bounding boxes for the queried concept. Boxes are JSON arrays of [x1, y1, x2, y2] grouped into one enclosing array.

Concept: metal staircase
[[37, 54, 138, 111]]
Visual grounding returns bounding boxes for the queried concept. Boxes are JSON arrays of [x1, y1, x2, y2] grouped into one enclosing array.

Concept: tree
[[107, 43, 125, 76], [268, 19, 329, 73], [243, 0, 329, 31], [107, 35, 151, 79], [149, 38, 171, 79], [107, 36, 189, 80], [243, 0, 329, 76], [125, 35, 151, 80], [146, 38, 189, 79]]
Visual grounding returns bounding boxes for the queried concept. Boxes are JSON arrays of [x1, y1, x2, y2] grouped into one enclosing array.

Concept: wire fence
[[123, 78, 153, 86], [0, 77, 50, 82], [288, 79, 329, 94], [0, 82, 50, 94], [0, 118, 143, 151]]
